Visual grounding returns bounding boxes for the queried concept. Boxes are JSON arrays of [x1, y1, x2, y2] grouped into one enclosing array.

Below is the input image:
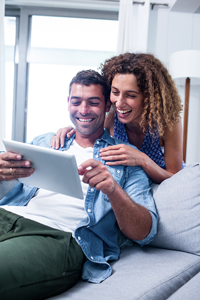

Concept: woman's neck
[[125, 122, 148, 150]]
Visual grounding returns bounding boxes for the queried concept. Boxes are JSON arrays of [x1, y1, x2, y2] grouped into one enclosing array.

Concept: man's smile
[[76, 117, 94, 123]]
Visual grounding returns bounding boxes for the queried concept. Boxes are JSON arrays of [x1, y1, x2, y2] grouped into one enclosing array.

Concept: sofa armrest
[[0, 180, 18, 200]]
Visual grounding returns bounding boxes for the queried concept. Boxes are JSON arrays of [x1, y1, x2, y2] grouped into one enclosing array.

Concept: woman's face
[[110, 73, 144, 125]]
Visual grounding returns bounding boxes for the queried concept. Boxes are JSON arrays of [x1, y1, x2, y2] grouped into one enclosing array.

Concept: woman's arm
[[161, 118, 183, 173], [136, 120, 183, 183], [100, 119, 183, 184]]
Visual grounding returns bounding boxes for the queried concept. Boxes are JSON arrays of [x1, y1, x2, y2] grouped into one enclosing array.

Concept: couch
[[1, 163, 200, 300]]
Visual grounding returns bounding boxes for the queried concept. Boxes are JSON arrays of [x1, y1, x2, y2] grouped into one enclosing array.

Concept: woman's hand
[[100, 144, 142, 167], [51, 127, 75, 149]]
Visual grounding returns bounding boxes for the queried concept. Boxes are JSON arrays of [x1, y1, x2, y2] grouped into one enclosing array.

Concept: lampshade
[[170, 50, 200, 85]]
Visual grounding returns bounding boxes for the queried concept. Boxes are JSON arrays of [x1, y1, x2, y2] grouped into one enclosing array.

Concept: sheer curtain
[[117, 0, 150, 54], [0, 0, 5, 150]]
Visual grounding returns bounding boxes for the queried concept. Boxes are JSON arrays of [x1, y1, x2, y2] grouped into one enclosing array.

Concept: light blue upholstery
[[49, 244, 200, 300], [0, 180, 18, 200], [150, 163, 200, 255], [168, 272, 200, 300]]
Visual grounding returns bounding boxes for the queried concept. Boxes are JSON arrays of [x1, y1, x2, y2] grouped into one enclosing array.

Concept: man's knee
[[0, 226, 84, 300]]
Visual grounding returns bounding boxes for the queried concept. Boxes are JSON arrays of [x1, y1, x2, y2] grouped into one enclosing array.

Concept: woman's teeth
[[117, 109, 131, 114]]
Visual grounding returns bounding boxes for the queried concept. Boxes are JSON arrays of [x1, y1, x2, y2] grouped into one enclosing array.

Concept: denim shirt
[[0, 130, 158, 283]]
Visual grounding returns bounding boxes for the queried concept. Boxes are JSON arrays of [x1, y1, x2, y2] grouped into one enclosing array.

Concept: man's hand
[[0, 152, 34, 181], [78, 159, 116, 196], [78, 158, 152, 241]]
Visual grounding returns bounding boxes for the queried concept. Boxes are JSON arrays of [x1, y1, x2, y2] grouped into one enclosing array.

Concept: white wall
[[147, 7, 200, 164]]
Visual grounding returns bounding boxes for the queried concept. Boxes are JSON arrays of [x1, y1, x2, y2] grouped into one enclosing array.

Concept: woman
[[51, 53, 184, 183]]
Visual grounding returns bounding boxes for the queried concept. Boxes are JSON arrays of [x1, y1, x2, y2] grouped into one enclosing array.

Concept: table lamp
[[169, 50, 200, 163]]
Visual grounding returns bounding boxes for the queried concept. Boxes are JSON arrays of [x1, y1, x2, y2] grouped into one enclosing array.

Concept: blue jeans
[[0, 208, 85, 300]]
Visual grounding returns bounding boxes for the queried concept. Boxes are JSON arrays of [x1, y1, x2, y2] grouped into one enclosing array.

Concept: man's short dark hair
[[69, 69, 110, 104]]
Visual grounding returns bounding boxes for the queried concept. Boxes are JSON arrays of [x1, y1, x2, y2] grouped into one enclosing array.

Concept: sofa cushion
[[167, 272, 200, 300], [150, 163, 200, 255], [49, 244, 200, 300]]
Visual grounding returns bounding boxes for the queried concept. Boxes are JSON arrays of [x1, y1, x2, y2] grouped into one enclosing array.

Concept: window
[[5, 6, 118, 143], [27, 16, 118, 141], [4, 16, 18, 140]]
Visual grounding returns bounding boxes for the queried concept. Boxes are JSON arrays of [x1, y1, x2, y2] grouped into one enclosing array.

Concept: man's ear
[[106, 99, 111, 113], [67, 96, 70, 111]]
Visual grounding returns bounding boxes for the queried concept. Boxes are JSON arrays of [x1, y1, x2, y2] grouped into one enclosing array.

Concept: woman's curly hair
[[100, 52, 182, 138]]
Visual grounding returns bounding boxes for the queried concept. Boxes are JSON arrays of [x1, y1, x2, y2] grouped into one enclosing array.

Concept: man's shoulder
[[115, 138, 138, 150], [103, 130, 138, 151], [31, 132, 74, 150], [31, 132, 55, 148]]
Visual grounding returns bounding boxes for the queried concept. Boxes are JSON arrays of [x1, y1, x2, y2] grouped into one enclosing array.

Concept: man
[[0, 70, 158, 300]]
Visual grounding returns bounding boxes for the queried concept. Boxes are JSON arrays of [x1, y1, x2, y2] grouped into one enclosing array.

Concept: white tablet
[[3, 139, 83, 199]]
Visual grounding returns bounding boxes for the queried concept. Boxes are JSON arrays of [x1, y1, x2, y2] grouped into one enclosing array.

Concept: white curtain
[[0, 0, 5, 150], [116, 0, 150, 54]]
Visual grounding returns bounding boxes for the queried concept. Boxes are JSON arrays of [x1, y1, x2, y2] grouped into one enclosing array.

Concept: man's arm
[[0, 152, 34, 181], [78, 159, 152, 241]]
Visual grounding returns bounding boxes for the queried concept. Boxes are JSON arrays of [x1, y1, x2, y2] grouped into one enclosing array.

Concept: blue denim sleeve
[[123, 165, 158, 246], [30, 132, 55, 148]]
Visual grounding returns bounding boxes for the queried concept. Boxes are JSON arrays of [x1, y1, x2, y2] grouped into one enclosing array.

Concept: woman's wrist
[[138, 152, 149, 172]]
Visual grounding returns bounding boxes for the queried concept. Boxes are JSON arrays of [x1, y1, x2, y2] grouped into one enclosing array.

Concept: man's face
[[68, 83, 110, 138]]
